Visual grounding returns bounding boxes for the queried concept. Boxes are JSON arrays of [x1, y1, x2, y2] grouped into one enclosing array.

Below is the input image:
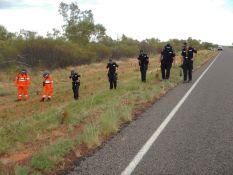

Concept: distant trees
[[0, 25, 8, 41], [58, 2, 106, 44], [0, 1, 219, 70], [0, 25, 16, 40]]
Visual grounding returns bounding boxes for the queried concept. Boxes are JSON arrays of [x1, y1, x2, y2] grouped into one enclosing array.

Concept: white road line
[[121, 52, 221, 175]]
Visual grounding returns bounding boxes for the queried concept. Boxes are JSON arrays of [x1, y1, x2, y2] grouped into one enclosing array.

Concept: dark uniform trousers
[[140, 64, 148, 82], [161, 62, 172, 80], [72, 82, 80, 99], [183, 60, 193, 81], [108, 73, 117, 89]]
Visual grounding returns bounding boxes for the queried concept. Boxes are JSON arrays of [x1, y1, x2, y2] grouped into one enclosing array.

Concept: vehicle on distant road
[[218, 46, 223, 51]]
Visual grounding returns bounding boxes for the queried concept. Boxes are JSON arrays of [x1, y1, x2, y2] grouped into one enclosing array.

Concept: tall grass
[[0, 50, 218, 174]]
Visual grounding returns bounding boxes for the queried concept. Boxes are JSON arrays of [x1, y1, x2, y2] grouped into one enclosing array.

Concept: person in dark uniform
[[106, 59, 118, 89], [69, 70, 80, 100], [181, 43, 197, 83], [160, 43, 176, 80], [138, 49, 149, 82]]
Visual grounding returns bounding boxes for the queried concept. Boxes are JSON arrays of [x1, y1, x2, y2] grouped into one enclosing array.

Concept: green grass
[[98, 107, 120, 136], [77, 123, 100, 148], [14, 166, 30, 175], [31, 139, 74, 171], [0, 50, 218, 174]]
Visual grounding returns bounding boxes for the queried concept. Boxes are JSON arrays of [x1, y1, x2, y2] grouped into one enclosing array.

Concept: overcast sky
[[0, 0, 233, 45]]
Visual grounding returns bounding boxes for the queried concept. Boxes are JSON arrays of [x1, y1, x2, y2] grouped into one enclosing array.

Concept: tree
[[17, 29, 38, 40], [0, 25, 8, 41], [58, 2, 106, 44], [92, 24, 106, 42], [187, 37, 202, 49], [46, 28, 64, 40]]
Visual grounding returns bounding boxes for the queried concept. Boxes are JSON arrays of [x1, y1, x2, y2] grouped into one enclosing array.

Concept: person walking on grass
[[181, 42, 197, 83]]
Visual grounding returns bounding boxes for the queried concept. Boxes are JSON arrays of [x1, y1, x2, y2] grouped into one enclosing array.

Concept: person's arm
[[193, 48, 197, 54], [146, 55, 149, 64], [191, 48, 197, 60], [27, 74, 30, 86], [160, 50, 164, 62], [138, 55, 141, 66], [172, 52, 176, 62], [15, 74, 18, 86], [181, 50, 185, 57], [51, 77, 54, 89]]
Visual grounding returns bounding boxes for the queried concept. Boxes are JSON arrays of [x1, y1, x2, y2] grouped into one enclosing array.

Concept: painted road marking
[[121, 52, 221, 175]]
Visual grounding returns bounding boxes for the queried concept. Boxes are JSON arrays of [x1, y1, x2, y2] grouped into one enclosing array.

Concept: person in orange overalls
[[40, 72, 53, 102], [15, 69, 30, 101]]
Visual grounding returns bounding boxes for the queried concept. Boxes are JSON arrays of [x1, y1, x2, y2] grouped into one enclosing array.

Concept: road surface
[[67, 48, 233, 175]]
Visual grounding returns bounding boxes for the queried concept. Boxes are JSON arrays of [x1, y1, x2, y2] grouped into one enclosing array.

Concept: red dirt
[[0, 56, 216, 174], [0, 109, 103, 170], [0, 151, 31, 164]]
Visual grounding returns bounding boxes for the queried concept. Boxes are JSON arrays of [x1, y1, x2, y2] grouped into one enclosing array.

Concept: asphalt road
[[68, 48, 233, 175]]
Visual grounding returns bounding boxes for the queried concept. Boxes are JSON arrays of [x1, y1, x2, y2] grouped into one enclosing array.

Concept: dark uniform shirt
[[107, 62, 119, 74], [181, 47, 197, 61], [70, 73, 80, 85], [138, 53, 149, 67], [161, 46, 175, 64]]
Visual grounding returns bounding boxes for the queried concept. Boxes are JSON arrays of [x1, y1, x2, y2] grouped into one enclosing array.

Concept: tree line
[[0, 1, 218, 70]]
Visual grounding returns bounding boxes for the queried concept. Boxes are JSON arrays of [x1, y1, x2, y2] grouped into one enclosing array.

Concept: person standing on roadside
[[181, 42, 197, 83], [69, 70, 81, 100], [138, 49, 149, 82], [15, 69, 30, 101], [107, 59, 119, 89], [160, 43, 176, 80]]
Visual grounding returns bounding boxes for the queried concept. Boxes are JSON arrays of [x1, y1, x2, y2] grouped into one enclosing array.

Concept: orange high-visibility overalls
[[42, 75, 53, 99], [15, 73, 30, 100]]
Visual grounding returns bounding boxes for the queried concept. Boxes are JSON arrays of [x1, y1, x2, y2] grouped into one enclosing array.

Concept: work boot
[[40, 98, 45, 102], [47, 98, 51, 102]]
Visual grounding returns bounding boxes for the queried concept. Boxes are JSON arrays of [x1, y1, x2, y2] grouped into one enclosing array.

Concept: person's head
[[71, 70, 75, 75], [140, 49, 144, 54], [21, 69, 27, 74], [165, 43, 171, 50], [43, 72, 49, 78], [183, 42, 188, 49], [109, 58, 113, 63]]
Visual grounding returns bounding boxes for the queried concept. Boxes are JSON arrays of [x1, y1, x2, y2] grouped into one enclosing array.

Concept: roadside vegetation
[[0, 1, 220, 174], [0, 50, 218, 174], [0, 1, 217, 71]]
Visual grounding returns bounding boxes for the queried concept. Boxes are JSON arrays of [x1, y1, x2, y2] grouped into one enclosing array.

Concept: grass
[[31, 139, 74, 171], [14, 166, 30, 175], [77, 123, 100, 148], [0, 50, 218, 174]]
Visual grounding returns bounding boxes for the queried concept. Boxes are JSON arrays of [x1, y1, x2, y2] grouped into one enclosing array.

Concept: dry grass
[[0, 50, 218, 174]]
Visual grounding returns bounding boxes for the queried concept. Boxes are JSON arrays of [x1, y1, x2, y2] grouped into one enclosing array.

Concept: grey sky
[[0, 0, 54, 9], [0, 0, 233, 45]]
